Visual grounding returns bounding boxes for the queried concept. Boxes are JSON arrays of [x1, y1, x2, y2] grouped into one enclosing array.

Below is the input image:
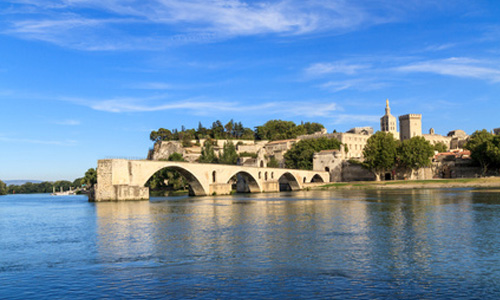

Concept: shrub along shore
[[318, 177, 500, 190]]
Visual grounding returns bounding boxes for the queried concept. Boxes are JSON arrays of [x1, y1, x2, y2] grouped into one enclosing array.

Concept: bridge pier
[[262, 181, 279, 193], [209, 183, 232, 195]]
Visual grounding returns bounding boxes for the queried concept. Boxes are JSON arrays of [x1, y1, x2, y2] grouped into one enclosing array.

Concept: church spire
[[385, 98, 391, 115]]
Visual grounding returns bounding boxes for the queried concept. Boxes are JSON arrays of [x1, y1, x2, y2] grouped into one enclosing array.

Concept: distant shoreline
[[318, 177, 500, 190]]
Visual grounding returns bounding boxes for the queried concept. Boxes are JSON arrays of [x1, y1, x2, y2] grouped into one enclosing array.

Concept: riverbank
[[318, 177, 500, 190]]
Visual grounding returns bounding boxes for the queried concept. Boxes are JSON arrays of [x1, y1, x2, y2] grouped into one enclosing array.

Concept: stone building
[[399, 114, 422, 141], [447, 130, 469, 150], [380, 99, 398, 137], [331, 130, 372, 159], [264, 139, 299, 167], [313, 150, 343, 182], [422, 128, 452, 150]]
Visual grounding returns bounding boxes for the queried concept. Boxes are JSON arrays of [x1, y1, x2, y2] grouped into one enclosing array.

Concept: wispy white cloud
[[0, 135, 77, 146], [320, 78, 388, 92], [423, 43, 456, 52], [395, 57, 500, 82], [128, 82, 175, 90], [53, 119, 81, 126], [58, 94, 340, 117], [0, 0, 428, 50], [305, 62, 370, 76]]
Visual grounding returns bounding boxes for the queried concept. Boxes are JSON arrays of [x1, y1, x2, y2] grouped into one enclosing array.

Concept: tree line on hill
[[0, 168, 97, 195], [149, 119, 326, 145]]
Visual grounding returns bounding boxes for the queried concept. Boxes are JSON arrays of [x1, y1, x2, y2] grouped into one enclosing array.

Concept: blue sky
[[1, 0, 500, 181]]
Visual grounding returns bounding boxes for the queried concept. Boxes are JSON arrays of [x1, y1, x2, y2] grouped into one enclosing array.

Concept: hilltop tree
[[219, 141, 238, 165], [199, 140, 218, 163], [284, 137, 341, 170], [363, 131, 399, 181], [397, 136, 435, 178]]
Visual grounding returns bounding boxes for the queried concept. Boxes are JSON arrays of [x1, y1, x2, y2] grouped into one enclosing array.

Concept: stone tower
[[380, 99, 398, 137], [399, 114, 422, 141]]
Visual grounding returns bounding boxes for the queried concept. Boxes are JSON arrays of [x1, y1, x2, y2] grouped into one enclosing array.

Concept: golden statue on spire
[[386, 98, 389, 107]]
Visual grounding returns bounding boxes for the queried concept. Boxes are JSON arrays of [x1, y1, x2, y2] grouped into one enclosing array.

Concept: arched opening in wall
[[145, 166, 206, 197], [303, 177, 306, 183], [325, 167, 330, 172], [278, 173, 301, 192], [265, 172, 268, 181], [212, 171, 216, 183], [311, 174, 324, 183], [228, 171, 261, 193], [260, 161, 264, 168]]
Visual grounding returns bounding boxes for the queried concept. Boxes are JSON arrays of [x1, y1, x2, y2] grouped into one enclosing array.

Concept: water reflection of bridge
[[94, 159, 329, 201]]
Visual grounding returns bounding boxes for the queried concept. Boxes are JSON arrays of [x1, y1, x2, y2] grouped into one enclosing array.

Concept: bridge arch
[[142, 164, 208, 196], [223, 170, 262, 193], [311, 174, 324, 183], [278, 172, 301, 191]]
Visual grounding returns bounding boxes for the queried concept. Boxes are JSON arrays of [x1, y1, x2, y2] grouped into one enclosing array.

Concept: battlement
[[398, 114, 422, 120]]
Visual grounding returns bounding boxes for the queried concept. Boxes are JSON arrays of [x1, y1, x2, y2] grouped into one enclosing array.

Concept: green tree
[[363, 131, 399, 181], [433, 142, 448, 153], [0, 180, 7, 195], [211, 120, 225, 139], [199, 140, 218, 163], [219, 141, 238, 165], [168, 152, 185, 162], [486, 135, 500, 168], [255, 120, 298, 141], [465, 130, 495, 175], [301, 122, 325, 134], [150, 128, 173, 142], [397, 136, 435, 178], [284, 137, 341, 170], [83, 168, 97, 188], [267, 156, 280, 168], [73, 177, 84, 188]]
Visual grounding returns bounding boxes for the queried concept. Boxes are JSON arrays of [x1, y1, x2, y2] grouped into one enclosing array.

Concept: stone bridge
[[94, 159, 330, 201]]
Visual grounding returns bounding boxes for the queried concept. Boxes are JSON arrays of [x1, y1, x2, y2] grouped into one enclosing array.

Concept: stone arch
[[143, 165, 208, 196], [224, 171, 262, 193], [311, 174, 324, 183], [278, 172, 301, 191]]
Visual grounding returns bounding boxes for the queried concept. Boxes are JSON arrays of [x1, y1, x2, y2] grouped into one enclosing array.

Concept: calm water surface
[[1, 189, 500, 299]]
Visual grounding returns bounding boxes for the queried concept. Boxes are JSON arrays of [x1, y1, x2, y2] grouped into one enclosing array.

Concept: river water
[[1, 189, 500, 299]]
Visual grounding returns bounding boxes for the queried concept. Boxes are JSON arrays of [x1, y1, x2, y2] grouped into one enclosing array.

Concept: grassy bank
[[319, 177, 500, 190]]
